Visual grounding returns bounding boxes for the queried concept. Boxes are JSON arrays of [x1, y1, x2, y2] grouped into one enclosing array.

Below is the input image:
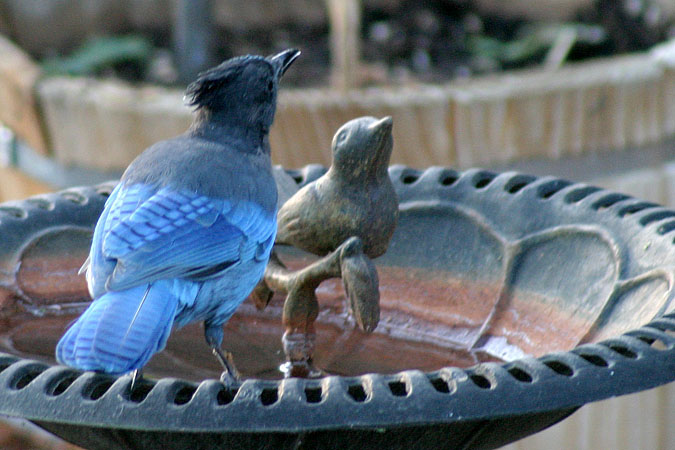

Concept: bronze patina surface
[[276, 116, 398, 258], [257, 116, 398, 376]]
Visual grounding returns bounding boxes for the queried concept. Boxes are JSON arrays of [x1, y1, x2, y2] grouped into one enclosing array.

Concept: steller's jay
[[56, 49, 300, 381]]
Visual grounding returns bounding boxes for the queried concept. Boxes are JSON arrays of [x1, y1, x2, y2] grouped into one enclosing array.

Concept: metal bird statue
[[276, 116, 398, 258], [255, 116, 398, 377], [56, 49, 301, 383]]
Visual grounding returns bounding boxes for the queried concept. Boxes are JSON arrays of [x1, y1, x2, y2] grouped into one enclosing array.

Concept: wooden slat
[[503, 383, 675, 450], [326, 0, 362, 90], [37, 77, 191, 171], [31, 41, 675, 171], [0, 35, 48, 154], [0, 166, 52, 202]]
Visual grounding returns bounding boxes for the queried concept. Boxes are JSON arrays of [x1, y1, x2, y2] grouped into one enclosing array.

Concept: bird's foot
[[212, 347, 241, 386], [280, 360, 325, 379], [205, 323, 240, 385], [251, 278, 274, 310]]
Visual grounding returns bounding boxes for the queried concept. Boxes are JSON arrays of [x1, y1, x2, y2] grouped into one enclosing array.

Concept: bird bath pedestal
[[0, 166, 673, 449]]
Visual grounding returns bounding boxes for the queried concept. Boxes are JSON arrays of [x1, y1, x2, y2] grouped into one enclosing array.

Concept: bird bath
[[0, 166, 673, 449]]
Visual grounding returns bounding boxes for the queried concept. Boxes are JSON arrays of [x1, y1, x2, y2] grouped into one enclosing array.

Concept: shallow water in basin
[[1, 251, 593, 381]]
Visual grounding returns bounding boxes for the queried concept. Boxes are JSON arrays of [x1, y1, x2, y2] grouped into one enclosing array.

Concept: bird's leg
[[204, 322, 240, 385], [259, 251, 331, 377], [281, 286, 321, 378], [212, 347, 240, 385], [260, 238, 379, 378]]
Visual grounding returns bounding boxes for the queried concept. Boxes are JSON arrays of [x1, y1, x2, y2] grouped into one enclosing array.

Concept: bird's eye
[[337, 130, 348, 144], [268, 81, 274, 91]]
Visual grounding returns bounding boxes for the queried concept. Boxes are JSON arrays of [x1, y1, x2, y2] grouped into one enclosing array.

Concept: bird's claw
[[212, 347, 241, 386], [219, 369, 239, 386]]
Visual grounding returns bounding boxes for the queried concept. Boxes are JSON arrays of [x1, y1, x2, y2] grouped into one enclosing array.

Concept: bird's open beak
[[269, 48, 301, 76]]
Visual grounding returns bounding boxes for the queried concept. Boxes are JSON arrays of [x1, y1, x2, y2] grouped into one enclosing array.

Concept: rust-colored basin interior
[[2, 241, 503, 381]]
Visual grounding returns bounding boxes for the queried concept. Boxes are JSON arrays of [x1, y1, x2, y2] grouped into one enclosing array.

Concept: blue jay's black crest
[[185, 50, 300, 111], [56, 49, 300, 377], [184, 55, 265, 109]]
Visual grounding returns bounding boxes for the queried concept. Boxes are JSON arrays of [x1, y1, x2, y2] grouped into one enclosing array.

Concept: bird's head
[[185, 49, 300, 137], [330, 116, 394, 180]]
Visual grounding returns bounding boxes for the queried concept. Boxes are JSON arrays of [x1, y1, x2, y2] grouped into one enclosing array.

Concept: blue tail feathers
[[56, 283, 178, 374]]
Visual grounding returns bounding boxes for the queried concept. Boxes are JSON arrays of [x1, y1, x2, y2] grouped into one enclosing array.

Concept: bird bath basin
[[0, 166, 673, 449]]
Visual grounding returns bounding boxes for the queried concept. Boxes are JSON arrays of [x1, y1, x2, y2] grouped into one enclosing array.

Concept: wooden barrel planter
[[1, 34, 674, 170]]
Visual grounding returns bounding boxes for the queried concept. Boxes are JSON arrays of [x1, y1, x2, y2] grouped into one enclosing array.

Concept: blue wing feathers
[[59, 181, 276, 374], [96, 184, 275, 291]]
